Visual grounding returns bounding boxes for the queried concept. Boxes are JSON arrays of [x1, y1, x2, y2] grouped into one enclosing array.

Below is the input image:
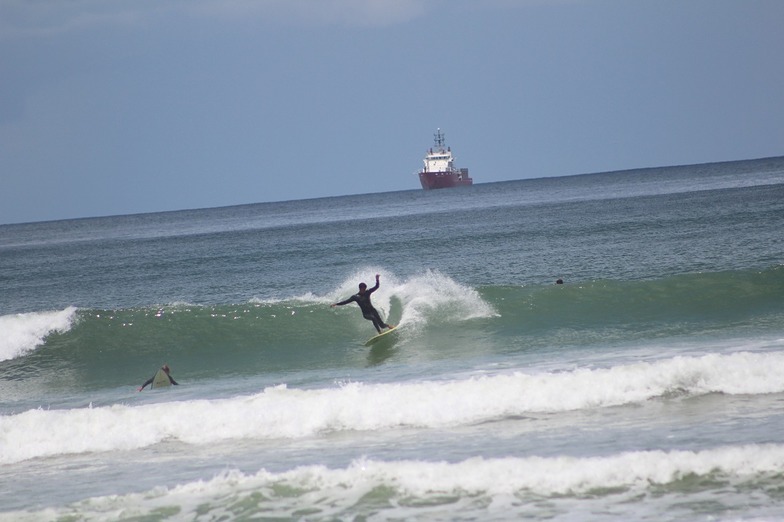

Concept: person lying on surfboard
[[331, 274, 395, 333], [137, 364, 179, 391]]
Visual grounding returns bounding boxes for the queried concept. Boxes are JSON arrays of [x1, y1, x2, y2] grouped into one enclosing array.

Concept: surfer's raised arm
[[367, 274, 380, 293]]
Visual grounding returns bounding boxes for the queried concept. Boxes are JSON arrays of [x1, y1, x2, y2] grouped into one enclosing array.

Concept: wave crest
[[0, 307, 77, 362]]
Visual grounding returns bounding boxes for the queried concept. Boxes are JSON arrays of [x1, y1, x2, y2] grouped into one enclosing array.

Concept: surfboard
[[364, 326, 398, 347], [151, 368, 172, 388]]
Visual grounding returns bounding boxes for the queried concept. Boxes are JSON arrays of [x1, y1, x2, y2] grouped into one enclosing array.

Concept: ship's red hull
[[419, 171, 473, 190]]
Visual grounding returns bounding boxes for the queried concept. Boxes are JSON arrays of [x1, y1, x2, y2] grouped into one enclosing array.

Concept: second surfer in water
[[331, 274, 395, 333], [137, 364, 179, 391]]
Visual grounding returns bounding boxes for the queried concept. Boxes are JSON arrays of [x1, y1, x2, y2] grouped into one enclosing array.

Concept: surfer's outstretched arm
[[137, 376, 153, 392], [331, 296, 355, 307]]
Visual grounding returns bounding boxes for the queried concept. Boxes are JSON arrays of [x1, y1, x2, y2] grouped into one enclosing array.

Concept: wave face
[[2, 266, 782, 393], [492, 265, 784, 341]]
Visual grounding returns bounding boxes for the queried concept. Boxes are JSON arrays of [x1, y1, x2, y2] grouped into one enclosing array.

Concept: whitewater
[[4, 350, 784, 466]]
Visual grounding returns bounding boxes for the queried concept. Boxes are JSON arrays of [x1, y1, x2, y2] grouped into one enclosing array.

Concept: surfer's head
[[358, 282, 367, 292], [162, 364, 170, 373]]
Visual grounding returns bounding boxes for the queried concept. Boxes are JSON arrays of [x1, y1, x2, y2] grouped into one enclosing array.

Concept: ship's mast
[[433, 128, 446, 150]]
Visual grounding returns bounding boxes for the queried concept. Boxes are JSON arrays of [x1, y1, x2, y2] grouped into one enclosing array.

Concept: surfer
[[137, 364, 179, 391], [331, 274, 394, 333]]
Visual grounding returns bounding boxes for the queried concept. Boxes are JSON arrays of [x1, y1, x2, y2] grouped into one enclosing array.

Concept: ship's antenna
[[434, 128, 445, 149]]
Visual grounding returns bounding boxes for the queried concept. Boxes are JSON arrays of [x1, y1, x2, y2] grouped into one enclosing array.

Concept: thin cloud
[[190, 0, 428, 26], [0, 0, 431, 39], [0, 1, 149, 39]]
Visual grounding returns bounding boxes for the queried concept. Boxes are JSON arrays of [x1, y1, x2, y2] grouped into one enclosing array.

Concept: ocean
[[2, 157, 784, 521]]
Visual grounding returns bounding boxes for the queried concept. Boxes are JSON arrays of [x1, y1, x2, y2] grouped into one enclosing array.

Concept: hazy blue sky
[[2, 0, 783, 224]]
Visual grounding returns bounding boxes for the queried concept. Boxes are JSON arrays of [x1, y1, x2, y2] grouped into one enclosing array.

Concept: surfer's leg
[[372, 310, 389, 330], [371, 318, 383, 333], [364, 312, 383, 333]]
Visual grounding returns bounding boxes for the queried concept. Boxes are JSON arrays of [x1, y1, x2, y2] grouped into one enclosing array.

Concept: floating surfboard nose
[[151, 368, 172, 388]]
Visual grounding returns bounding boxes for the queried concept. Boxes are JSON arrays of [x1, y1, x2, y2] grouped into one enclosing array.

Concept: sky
[[1, 0, 783, 224]]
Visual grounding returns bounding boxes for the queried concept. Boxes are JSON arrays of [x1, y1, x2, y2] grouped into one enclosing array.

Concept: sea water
[[1, 157, 784, 521]]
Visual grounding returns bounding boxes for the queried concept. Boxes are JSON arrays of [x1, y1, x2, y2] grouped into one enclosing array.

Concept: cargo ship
[[418, 129, 473, 190]]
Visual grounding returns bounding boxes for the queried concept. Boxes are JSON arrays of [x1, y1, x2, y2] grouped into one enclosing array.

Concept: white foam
[[13, 444, 784, 520], [3, 351, 784, 465], [219, 443, 784, 496], [0, 307, 77, 362]]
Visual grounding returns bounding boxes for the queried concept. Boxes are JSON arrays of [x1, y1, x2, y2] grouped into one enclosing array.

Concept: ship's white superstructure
[[418, 129, 472, 190]]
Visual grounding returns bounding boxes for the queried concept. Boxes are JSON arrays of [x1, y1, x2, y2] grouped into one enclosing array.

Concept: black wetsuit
[[335, 281, 389, 333]]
